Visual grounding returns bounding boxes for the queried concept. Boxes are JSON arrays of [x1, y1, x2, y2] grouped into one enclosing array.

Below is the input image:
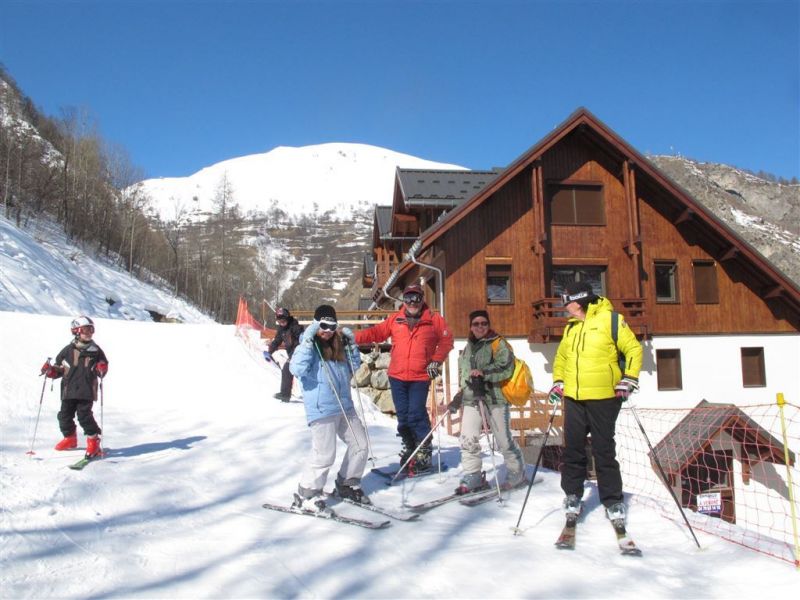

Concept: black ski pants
[[58, 398, 101, 437], [560, 397, 623, 508], [280, 360, 294, 397]]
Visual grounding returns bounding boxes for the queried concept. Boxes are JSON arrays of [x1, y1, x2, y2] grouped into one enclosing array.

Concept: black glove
[[468, 375, 485, 397], [448, 391, 463, 414], [426, 361, 441, 379]]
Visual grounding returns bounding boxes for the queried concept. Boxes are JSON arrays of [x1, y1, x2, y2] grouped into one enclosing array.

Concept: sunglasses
[[403, 293, 423, 304], [470, 320, 489, 327], [319, 322, 338, 332]]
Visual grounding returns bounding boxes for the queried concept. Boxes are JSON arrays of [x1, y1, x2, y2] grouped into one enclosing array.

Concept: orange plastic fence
[[235, 297, 276, 347]]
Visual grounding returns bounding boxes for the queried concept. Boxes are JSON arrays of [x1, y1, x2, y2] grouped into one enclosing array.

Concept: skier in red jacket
[[354, 284, 454, 473]]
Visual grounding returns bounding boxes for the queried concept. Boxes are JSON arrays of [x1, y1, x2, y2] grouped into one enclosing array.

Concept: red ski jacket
[[355, 306, 454, 382]]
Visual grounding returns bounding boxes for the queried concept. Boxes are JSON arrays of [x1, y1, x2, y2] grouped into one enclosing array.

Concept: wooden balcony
[[530, 297, 649, 343]]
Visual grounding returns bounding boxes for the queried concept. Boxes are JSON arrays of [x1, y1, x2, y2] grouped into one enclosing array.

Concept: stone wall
[[352, 349, 395, 414]]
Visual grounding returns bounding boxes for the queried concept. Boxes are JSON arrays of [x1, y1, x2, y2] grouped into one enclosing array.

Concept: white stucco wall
[[445, 333, 800, 410]]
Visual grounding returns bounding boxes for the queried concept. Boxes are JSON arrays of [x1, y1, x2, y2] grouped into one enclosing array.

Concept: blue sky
[[2, 0, 798, 180]]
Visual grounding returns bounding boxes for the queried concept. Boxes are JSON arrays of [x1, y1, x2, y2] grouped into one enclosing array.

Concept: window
[[656, 349, 683, 390], [551, 266, 606, 299], [551, 184, 605, 225], [741, 347, 766, 387], [693, 260, 719, 304], [486, 263, 512, 304], [655, 261, 679, 303]]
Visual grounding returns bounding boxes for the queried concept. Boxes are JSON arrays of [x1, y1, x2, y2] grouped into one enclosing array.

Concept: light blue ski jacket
[[289, 331, 361, 425]]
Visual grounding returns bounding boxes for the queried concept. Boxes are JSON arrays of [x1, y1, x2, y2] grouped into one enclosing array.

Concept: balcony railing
[[530, 297, 649, 343]]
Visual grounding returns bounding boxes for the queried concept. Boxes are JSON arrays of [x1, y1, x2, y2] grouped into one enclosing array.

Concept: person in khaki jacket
[[548, 282, 642, 524]]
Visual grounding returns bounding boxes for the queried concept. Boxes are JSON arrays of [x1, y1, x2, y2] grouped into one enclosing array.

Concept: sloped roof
[[396, 107, 800, 310], [374, 205, 393, 240], [395, 168, 499, 210], [650, 399, 794, 472]]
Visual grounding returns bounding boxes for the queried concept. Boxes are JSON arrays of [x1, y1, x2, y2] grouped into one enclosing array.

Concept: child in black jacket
[[42, 316, 108, 458]]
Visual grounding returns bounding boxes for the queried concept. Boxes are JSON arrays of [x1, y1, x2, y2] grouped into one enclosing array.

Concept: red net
[[616, 400, 800, 565], [234, 297, 276, 352]]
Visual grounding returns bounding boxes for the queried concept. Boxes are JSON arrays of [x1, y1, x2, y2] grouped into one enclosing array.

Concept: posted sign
[[697, 492, 722, 514]]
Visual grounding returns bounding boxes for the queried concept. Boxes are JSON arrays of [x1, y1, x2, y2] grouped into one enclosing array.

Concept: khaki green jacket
[[457, 331, 515, 406]]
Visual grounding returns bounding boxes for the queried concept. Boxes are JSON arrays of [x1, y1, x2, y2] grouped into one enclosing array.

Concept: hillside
[[649, 155, 800, 286]]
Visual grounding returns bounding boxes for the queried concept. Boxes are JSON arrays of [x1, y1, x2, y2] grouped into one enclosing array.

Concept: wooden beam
[[674, 208, 695, 225], [719, 246, 739, 261], [762, 285, 784, 299]]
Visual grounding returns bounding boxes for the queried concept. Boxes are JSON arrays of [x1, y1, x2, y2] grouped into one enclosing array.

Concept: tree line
[[0, 65, 274, 323]]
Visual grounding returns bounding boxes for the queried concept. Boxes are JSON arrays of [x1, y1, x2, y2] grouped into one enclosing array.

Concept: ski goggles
[[319, 321, 338, 332], [403, 292, 423, 304], [560, 291, 591, 306], [76, 325, 95, 334]]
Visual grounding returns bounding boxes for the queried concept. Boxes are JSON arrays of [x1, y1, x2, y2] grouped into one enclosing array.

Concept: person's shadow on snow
[[102, 436, 206, 458]]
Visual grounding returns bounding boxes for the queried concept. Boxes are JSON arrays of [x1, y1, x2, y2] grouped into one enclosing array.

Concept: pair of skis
[[554, 511, 642, 556], [262, 488, 420, 529], [404, 477, 540, 513]]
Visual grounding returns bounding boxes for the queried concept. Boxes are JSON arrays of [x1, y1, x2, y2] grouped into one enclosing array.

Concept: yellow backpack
[[490, 338, 534, 406]]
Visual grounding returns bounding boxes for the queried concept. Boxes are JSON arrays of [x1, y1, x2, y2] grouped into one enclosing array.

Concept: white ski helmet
[[70, 315, 95, 335]]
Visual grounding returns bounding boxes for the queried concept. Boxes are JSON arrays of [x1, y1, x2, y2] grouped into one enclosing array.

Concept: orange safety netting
[[612, 400, 799, 565], [234, 297, 276, 350]]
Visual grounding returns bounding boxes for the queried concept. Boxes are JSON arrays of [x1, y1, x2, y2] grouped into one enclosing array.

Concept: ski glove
[[426, 361, 441, 380], [262, 351, 273, 363], [93, 361, 108, 379], [614, 377, 639, 402], [40, 360, 60, 378], [304, 320, 321, 340], [448, 390, 463, 414], [340, 327, 356, 345], [548, 381, 564, 405]]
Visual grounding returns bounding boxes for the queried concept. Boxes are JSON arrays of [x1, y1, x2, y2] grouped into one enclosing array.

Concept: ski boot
[[500, 469, 527, 491], [563, 494, 583, 517], [85, 434, 102, 459], [293, 487, 327, 513], [55, 432, 78, 451], [412, 441, 433, 473], [454, 471, 488, 495], [335, 478, 371, 505], [605, 502, 627, 525]]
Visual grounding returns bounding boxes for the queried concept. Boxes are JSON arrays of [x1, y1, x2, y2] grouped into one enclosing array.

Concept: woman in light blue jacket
[[289, 304, 368, 513]]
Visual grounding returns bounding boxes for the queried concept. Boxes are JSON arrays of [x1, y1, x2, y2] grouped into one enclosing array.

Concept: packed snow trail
[[1, 312, 796, 599]]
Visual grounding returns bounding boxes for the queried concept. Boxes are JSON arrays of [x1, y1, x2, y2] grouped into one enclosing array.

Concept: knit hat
[[403, 283, 423, 296], [275, 307, 291, 320], [562, 281, 597, 308], [313, 304, 337, 324], [468, 310, 489, 323]]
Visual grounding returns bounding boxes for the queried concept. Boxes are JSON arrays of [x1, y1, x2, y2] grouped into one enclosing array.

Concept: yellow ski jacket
[[552, 297, 642, 401]]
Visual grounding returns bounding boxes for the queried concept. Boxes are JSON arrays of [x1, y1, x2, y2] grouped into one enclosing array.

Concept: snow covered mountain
[[140, 143, 465, 222], [139, 143, 466, 310]]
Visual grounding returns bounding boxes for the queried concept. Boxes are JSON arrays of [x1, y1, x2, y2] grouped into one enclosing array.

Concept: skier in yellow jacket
[[549, 281, 643, 524]]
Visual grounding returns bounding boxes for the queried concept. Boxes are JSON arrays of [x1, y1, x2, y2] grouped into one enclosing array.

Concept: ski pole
[[27, 359, 51, 456], [390, 408, 451, 484], [512, 399, 558, 535], [312, 339, 363, 451], [477, 398, 503, 500], [630, 406, 701, 549], [345, 343, 375, 465], [99, 378, 105, 458], [429, 377, 444, 479]]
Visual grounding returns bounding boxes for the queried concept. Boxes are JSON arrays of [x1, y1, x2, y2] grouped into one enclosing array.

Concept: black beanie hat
[[313, 304, 337, 323], [563, 281, 597, 308], [468, 309, 489, 323]]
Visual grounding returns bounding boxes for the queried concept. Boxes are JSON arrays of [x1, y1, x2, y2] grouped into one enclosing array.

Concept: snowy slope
[[1, 310, 797, 598], [140, 143, 466, 222], [0, 214, 210, 323]]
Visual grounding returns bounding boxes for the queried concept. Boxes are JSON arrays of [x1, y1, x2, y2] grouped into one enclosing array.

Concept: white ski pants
[[459, 402, 525, 479], [299, 411, 368, 493]]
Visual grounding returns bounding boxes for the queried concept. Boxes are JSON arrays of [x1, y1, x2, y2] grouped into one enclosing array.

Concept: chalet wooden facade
[[362, 108, 800, 407]]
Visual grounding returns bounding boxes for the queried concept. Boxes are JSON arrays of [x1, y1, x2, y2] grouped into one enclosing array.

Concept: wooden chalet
[[364, 108, 800, 343]]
